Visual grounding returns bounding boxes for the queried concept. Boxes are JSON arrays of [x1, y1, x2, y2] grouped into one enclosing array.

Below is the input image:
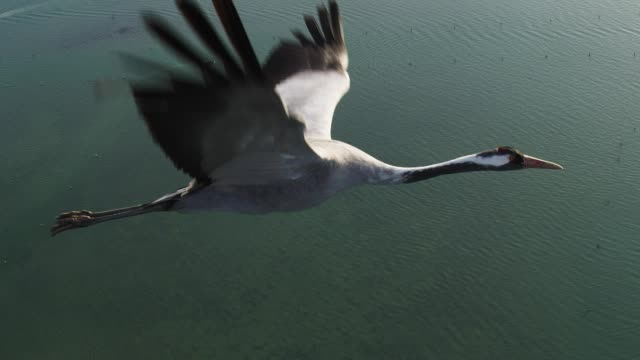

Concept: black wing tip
[[141, 10, 164, 29], [141, 10, 211, 67], [292, 30, 314, 46], [297, 1, 344, 48], [211, 0, 263, 79], [328, 1, 344, 45], [142, 0, 259, 81], [175, 0, 197, 13], [317, 5, 335, 44], [303, 15, 325, 46], [176, 0, 245, 79]]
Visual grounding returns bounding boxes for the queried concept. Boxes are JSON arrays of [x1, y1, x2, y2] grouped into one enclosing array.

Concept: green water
[[1, 0, 639, 358]]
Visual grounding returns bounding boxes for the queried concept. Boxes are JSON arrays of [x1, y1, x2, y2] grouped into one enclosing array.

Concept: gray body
[[176, 140, 399, 214]]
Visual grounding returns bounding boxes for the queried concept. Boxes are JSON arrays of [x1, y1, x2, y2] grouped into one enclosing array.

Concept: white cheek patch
[[471, 154, 510, 167], [446, 154, 510, 167]]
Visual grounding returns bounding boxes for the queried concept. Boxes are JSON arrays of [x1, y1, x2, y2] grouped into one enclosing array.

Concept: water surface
[[1, 0, 639, 359]]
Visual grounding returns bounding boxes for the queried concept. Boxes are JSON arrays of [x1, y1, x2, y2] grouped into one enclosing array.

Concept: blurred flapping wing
[[128, 0, 348, 184]]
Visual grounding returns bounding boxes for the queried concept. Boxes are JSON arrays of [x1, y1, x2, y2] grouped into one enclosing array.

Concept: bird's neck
[[373, 153, 506, 184]]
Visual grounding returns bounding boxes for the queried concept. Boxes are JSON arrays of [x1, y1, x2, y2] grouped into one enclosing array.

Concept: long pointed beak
[[522, 155, 564, 170]]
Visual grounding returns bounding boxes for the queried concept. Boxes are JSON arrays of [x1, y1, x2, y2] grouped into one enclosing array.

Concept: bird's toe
[[57, 210, 93, 219], [50, 214, 94, 236]]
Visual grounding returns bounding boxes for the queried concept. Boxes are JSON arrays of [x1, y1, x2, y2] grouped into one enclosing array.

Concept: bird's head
[[475, 146, 563, 171], [400, 146, 563, 183]]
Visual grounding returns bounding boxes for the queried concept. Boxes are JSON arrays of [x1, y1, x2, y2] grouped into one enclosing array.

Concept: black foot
[[51, 211, 96, 236], [56, 210, 93, 220]]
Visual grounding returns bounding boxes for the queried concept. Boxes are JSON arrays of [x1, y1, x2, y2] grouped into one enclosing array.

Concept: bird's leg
[[51, 185, 193, 236], [56, 205, 148, 220], [51, 202, 172, 236]]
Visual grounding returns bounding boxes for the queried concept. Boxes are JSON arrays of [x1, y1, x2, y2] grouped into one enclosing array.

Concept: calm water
[[1, 0, 639, 358]]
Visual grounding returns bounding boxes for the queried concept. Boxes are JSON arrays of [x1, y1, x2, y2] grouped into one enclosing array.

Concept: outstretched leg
[[51, 199, 176, 237]]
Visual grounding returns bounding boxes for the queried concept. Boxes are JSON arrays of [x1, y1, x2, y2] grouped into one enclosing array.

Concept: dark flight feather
[[303, 16, 325, 46], [211, 0, 262, 79], [130, 78, 224, 181], [176, 0, 244, 79], [317, 5, 335, 44], [143, 14, 208, 70], [127, 0, 348, 180], [329, 0, 344, 45], [292, 30, 315, 47]]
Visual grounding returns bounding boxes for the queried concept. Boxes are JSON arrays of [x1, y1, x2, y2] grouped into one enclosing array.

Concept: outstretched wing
[[129, 0, 323, 182], [264, 1, 349, 140]]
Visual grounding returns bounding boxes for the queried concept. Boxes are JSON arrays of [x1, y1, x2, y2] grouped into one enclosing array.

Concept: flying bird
[[51, 0, 562, 235]]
